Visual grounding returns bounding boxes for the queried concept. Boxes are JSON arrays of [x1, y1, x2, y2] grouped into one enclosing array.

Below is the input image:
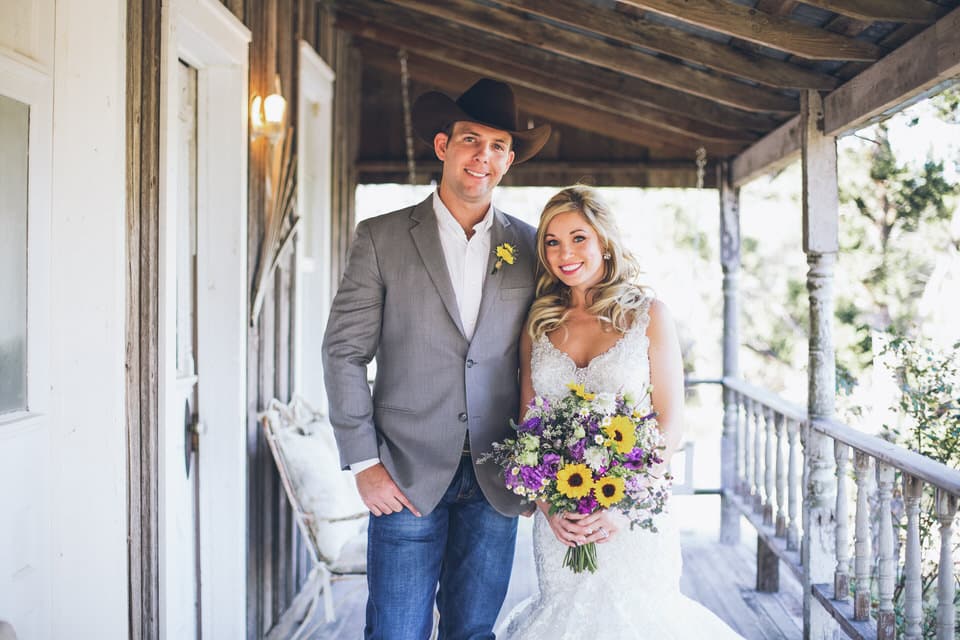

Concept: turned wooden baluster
[[936, 489, 959, 640], [754, 402, 765, 513], [744, 397, 755, 499], [775, 413, 787, 537], [800, 421, 810, 563], [834, 442, 850, 601], [764, 405, 776, 525], [787, 419, 800, 551], [854, 452, 873, 621], [902, 474, 923, 640], [735, 393, 746, 496], [876, 463, 895, 640]]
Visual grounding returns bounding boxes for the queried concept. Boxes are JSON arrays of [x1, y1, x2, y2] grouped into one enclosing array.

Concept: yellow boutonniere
[[491, 242, 517, 275]]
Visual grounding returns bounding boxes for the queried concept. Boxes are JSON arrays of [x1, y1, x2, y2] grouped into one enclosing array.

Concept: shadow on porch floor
[[299, 495, 802, 639]]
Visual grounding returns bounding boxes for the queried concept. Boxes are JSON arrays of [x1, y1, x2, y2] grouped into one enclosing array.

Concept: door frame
[[156, 0, 250, 637], [294, 41, 336, 406]]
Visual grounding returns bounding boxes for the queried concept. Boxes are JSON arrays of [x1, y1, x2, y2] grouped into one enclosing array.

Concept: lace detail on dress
[[499, 295, 743, 640], [530, 296, 652, 411]]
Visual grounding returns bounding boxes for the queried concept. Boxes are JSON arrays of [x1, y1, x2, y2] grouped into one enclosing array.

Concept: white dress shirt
[[351, 192, 494, 474]]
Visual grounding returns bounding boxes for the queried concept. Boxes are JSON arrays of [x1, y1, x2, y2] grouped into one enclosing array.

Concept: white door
[[158, 3, 250, 637], [295, 42, 335, 405], [163, 59, 204, 640]]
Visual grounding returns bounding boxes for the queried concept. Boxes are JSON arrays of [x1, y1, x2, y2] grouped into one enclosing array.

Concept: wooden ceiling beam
[[823, 4, 960, 136], [338, 14, 757, 144], [494, 0, 837, 90], [731, 116, 800, 187], [619, 0, 882, 61], [379, 0, 798, 113], [357, 160, 718, 189], [755, 1, 801, 16], [360, 45, 747, 157], [337, 0, 784, 132], [732, 5, 960, 185], [797, 0, 946, 24]]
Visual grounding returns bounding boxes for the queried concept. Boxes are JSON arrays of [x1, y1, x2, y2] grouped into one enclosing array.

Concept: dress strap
[[630, 295, 653, 335]]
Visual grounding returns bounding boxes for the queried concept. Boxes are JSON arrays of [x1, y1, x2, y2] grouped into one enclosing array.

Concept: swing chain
[[695, 146, 707, 189], [399, 49, 416, 185]]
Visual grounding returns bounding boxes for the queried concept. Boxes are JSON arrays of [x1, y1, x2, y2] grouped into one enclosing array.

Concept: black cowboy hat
[[412, 78, 551, 164]]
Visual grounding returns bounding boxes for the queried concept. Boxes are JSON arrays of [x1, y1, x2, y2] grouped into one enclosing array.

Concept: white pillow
[[274, 414, 368, 565]]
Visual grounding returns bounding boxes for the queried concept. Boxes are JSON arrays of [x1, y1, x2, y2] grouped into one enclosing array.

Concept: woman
[[498, 185, 742, 639]]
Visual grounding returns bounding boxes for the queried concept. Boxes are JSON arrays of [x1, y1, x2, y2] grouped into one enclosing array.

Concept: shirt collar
[[433, 191, 495, 238]]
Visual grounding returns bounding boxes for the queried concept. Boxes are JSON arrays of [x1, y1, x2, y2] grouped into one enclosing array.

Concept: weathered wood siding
[[126, 0, 162, 637], [240, 1, 360, 637]]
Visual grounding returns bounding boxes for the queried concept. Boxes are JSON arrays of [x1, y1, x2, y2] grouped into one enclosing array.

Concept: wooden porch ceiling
[[330, 0, 960, 188]]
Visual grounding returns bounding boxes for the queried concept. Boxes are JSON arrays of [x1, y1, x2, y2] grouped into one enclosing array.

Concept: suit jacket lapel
[[474, 208, 516, 333], [409, 196, 467, 339]]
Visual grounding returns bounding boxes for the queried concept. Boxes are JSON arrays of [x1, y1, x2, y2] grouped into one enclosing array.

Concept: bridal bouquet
[[481, 382, 671, 573]]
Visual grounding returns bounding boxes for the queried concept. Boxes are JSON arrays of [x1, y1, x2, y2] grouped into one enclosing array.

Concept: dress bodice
[[530, 297, 652, 412]]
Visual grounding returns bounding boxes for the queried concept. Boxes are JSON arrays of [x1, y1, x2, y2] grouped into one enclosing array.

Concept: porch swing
[[260, 396, 368, 636]]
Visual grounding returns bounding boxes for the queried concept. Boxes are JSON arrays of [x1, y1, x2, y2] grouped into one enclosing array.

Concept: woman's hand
[[538, 501, 623, 546]]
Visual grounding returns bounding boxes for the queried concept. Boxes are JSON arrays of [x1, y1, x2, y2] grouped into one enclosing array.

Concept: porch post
[[719, 160, 741, 545], [800, 89, 839, 640]]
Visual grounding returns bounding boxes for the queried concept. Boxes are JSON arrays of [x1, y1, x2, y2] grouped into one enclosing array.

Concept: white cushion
[[270, 404, 368, 566]]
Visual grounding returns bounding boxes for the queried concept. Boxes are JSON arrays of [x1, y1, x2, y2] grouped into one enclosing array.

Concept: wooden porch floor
[[297, 495, 802, 639]]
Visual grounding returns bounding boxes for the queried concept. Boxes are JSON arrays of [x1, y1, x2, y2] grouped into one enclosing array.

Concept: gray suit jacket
[[322, 195, 537, 516]]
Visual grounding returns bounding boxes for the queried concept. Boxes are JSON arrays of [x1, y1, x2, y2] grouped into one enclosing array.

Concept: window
[[0, 93, 29, 414]]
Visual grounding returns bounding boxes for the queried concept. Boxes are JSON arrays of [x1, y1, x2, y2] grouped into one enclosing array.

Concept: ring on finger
[[599, 526, 609, 539]]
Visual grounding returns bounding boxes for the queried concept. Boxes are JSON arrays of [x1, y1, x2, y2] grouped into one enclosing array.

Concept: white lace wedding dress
[[497, 300, 743, 639]]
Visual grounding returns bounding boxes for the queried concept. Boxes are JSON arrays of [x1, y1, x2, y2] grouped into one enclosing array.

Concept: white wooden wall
[[0, 0, 129, 638]]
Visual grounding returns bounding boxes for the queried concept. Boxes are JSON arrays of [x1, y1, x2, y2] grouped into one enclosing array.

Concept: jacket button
[[466, 359, 476, 368], [458, 412, 468, 422]]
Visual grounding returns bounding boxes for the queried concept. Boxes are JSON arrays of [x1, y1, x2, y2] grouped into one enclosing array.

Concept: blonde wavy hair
[[528, 185, 649, 340]]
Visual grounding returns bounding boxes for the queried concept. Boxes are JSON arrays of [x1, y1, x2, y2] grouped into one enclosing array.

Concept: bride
[[498, 185, 743, 639]]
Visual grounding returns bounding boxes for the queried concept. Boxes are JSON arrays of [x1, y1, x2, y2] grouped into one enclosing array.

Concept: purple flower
[[542, 453, 560, 470], [576, 494, 598, 514], [623, 447, 646, 470], [519, 465, 546, 491], [519, 416, 543, 435], [567, 440, 585, 461], [505, 466, 518, 490]]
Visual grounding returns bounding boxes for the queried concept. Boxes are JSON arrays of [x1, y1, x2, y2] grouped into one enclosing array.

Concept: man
[[322, 78, 550, 639]]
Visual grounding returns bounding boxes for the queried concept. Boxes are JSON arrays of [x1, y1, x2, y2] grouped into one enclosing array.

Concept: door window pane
[[0, 94, 29, 414]]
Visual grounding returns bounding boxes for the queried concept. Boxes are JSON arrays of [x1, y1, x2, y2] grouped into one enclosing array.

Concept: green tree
[[836, 123, 958, 378], [878, 336, 960, 639]]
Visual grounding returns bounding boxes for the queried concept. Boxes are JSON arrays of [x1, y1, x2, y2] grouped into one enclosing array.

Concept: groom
[[322, 78, 551, 639]]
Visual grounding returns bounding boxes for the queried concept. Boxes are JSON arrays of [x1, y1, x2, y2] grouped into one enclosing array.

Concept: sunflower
[[556, 463, 594, 499], [594, 476, 626, 508], [566, 382, 596, 401], [603, 415, 637, 454]]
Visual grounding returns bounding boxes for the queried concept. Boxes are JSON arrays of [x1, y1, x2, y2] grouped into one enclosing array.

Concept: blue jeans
[[364, 456, 518, 640]]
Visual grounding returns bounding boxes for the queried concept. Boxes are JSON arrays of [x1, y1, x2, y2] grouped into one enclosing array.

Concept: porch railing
[[721, 376, 960, 640]]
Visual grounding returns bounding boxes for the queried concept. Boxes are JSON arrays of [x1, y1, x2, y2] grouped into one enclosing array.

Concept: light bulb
[[263, 93, 286, 125]]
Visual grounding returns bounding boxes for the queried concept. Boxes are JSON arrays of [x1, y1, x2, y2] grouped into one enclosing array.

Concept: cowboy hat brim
[[412, 91, 551, 164]]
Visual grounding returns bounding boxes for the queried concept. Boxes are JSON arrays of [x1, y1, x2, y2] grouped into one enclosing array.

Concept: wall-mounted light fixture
[[250, 75, 287, 144]]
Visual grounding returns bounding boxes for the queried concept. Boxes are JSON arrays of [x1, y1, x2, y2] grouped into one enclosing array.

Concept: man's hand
[[355, 463, 421, 517]]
